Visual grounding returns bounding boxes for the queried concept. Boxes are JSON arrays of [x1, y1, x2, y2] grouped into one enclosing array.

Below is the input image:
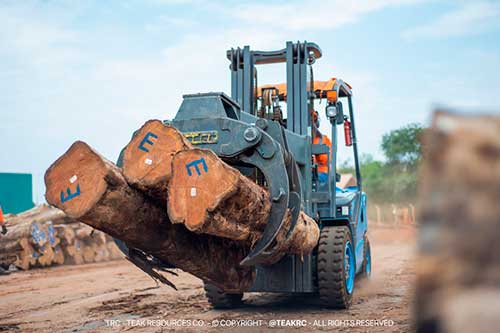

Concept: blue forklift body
[[117, 41, 368, 294]]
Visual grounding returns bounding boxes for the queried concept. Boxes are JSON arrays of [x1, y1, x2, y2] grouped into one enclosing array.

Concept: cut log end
[[123, 120, 192, 189], [44, 141, 110, 218], [168, 149, 241, 231]]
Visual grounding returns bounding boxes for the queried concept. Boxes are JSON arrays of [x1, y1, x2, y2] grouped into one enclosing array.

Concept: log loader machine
[[116, 41, 371, 309]]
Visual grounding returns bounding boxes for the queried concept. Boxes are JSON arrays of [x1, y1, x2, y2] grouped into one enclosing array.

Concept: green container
[[0, 173, 35, 214]]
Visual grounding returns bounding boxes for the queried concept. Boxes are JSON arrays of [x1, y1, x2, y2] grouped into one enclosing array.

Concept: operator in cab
[[311, 110, 332, 184]]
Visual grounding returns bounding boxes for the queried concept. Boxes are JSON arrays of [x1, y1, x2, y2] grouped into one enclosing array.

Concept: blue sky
[[1, 0, 499, 203]]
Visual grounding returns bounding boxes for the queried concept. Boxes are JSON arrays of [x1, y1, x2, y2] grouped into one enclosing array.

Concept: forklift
[[117, 41, 371, 309]]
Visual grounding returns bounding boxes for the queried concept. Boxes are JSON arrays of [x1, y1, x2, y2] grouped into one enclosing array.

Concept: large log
[[45, 141, 254, 291], [168, 148, 319, 261], [4, 204, 66, 227], [122, 119, 192, 201], [168, 148, 271, 242], [416, 111, 500, 333], [122, 120, 319, 261]]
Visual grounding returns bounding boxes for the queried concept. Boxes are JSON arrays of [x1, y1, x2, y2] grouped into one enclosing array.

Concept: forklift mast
[[227, 41, 321, 136]]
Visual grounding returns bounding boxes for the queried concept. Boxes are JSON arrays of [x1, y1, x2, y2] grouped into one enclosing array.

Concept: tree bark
[[121, 121, 319, 262], [4, 204, 66, 227], [45, 141, 254, 291], [168, 148, 319, 263]]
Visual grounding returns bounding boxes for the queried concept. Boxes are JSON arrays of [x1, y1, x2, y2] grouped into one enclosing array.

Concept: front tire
[[317, 226, 355, 309], [204, 283, 244, 309]]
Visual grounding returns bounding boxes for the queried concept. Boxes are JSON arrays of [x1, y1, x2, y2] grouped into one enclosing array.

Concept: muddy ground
[[0, 227, 416, 332]]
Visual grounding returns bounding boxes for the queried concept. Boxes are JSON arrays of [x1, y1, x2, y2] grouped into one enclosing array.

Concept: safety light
[[326, 105, 337, 119], [326, 90, 338, 103]]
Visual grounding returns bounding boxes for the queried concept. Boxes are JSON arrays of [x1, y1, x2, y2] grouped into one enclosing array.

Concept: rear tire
[[317, 226, 355, 309], [204, 283, 244, 309]]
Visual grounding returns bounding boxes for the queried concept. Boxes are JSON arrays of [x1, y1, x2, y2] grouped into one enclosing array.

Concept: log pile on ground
[[44, 120, 320, 292], [0, 205, 123, 270], [416, 111, 500, 333]]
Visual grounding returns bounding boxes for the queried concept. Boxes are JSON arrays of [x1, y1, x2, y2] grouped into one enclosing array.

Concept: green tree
[[381, 123, 423, 168]]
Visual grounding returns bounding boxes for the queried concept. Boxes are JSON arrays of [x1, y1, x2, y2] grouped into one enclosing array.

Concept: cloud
[[402, 1, 500, 40], [232, 0, 427, 31]]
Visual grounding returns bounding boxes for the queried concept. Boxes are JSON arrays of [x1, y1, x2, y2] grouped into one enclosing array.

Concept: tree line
[[340, 123, 424, 205]]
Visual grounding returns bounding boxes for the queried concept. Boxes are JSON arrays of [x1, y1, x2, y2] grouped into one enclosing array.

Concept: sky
[[1, 0, 499, 204]]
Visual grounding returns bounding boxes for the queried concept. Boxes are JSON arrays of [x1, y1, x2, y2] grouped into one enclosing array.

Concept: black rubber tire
[[361, 237, 372, 278], [204, 283, 244, 309], [317, 226, 353, 309]]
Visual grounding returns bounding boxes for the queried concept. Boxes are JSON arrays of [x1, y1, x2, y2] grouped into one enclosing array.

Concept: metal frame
[[116, 41, 366, 294]]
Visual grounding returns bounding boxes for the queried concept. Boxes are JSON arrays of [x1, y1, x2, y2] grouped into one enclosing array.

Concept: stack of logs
[[44, 120, 320, 292], [0, 205, 123, 270]]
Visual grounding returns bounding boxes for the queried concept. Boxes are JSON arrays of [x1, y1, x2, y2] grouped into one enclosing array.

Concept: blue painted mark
[[31, 223, 46, 245], [60, 184, 81, 203], [138, 132, 158, 152], [47, 225, 56, 246], [186, 158, 208, 176]]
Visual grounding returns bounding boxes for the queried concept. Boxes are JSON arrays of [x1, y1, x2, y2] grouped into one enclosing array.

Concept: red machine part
[[344, 119, 352, 146]]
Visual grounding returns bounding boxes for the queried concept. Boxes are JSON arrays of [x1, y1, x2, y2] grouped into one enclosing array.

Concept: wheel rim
[[365, 245, 371, 276], [344, 240, 355, 294]]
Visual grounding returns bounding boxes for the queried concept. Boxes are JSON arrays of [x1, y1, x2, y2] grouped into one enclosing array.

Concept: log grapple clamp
[[171, 92, 302, 266]]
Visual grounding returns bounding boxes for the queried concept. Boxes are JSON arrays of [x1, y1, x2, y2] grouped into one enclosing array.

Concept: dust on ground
[[0, 226, 416, 332]]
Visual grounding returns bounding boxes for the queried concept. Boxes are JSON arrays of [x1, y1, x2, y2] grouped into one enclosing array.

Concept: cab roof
[[257, 77, 353, 100]]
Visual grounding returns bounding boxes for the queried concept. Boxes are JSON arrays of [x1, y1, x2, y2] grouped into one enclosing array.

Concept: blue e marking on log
[[186, 158, 208, 176], [60, 184, 81, 203], [138, 132, 158, 153]]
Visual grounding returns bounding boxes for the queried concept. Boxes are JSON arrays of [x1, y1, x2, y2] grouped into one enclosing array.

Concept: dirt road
[[0, 227, 415, 332]]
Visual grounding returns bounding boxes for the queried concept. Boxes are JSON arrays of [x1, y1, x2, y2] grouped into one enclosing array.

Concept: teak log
[[37, 243, 55, 267], [64, 243, 84, 265], [122, 121, 319, 261], [122, 119, 192, 201], [54, 225, 75, 246], [0, 222, 44, 270], [168, 148, 319, 261], [0, 237, 34, 270], [53, 245, 65, 265], [168, 149, 271, 242], [4, 204, 66, 227], [45, 141, 254, 291]]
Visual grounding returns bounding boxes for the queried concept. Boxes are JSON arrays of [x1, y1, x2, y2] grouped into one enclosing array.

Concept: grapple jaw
[[171, 93, 302, 266]]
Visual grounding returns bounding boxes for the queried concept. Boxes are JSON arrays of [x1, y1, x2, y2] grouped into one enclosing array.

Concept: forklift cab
[[255, 77, 362, 206], [224, 42, 370, 309]]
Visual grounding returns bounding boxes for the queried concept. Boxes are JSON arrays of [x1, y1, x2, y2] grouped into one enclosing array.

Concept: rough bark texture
[[45, 141, 254, 292], [120, 123, 320, 263], [416, 111, 500, 333], [4, 204, 66, 227], [122, 120, 192, 202], [168, 148, 320, 264]]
